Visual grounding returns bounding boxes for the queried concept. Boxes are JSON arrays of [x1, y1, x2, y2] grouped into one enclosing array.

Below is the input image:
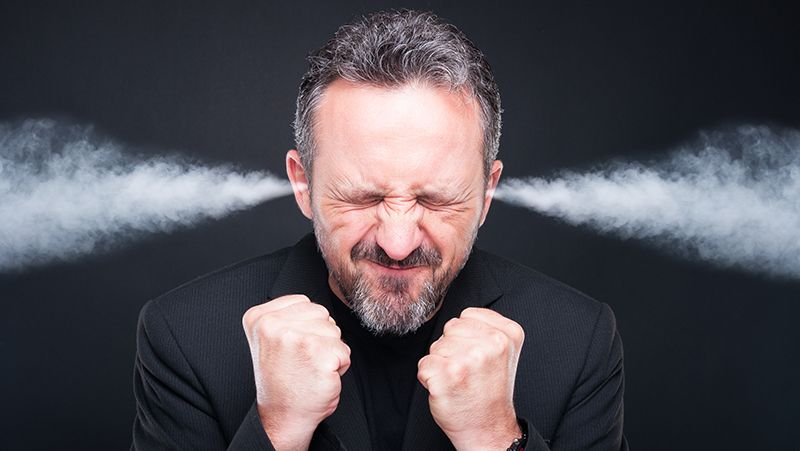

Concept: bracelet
[[507, 419, 528, 451], [506, 433, 527, 451]]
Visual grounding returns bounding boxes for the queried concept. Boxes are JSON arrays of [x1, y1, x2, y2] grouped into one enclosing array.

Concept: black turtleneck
[[327, 285, 438, 451]]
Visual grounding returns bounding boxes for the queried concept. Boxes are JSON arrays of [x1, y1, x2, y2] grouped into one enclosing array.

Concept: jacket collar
[[268, 233, 503, 450]]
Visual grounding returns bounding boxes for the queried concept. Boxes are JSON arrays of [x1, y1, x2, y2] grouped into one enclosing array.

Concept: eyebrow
[[329, 186, 385, 203], [334, 185, 469, 204], [414, 189, 465, 204]]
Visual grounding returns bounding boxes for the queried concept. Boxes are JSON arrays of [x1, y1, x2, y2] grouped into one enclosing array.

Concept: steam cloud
[[4, 119, 798, 279], [0, 119, 291, 271], [495, 126, 800, 279]]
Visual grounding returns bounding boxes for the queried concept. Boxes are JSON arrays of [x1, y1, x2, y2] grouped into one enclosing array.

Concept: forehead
[[311, 79, 485, 192]]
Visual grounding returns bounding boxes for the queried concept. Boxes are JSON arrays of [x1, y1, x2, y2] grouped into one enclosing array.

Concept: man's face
[[287, 79, 502, 335]]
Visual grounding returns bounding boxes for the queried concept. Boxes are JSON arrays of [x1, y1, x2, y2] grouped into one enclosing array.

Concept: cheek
[[320, 207, 378, 250], [422, 210, 481, 259]]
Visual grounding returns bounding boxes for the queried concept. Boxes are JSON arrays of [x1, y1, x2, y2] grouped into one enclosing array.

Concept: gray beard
[[335, 266, 444, 336], [313, 216, 478, 336]]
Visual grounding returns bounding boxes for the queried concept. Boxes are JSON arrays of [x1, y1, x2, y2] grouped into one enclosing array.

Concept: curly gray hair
[[293, 9, 502, 178]]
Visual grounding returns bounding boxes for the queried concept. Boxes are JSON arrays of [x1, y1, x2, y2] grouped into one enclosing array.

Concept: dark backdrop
[[1, 1, 799, 450]]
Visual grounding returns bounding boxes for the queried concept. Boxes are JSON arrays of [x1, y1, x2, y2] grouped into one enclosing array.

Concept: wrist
[[450, 413, 522, 451], [258, 407, 317, 451]]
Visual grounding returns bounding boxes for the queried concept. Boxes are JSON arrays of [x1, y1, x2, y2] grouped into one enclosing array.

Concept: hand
[[242, 295, 351, 451], [417, 307, 525, 450]]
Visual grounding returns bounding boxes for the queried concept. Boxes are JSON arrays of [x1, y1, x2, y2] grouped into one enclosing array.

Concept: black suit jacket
[[132, 234, 628, 450]]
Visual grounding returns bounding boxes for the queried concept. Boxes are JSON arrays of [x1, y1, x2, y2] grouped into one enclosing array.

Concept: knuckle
[[315, 322, 339, 339], [490, 329, 510, 351], [301, 301, 325, 314], [241, 311, 252, 330], [251, 317, 272, 337], [320, 349, 340, 369], [242, 306, 260, 328], [446, 360, 467, 380], [467, 346, 489, 365], [462, 306, 484, 318], [340, 353, 351, 369], [297, 333, 317, 351], [443, 318, 459, 333], [429, 338, 446, 355], [300, 303, 331, 321], [265, 296, 285, 306], [509, 322, 525, 343], [286, 294, 311, 303], [275, 327, 299, 346]]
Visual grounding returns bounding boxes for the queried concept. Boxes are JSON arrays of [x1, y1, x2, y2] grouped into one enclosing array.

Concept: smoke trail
[[495, 125, 800, 279], [0, 119, 292, 271]]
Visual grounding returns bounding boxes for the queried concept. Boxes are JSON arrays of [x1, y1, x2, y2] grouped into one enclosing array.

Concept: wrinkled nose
[[375, 208, 423, 262]]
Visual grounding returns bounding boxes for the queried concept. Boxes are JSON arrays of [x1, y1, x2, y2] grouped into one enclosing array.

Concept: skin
[[242, 295, 350, 451], [243, 79, 524, 450]]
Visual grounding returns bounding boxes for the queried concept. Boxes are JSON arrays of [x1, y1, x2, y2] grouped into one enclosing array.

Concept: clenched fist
[[417, 307, 525, 450], [242, 295, 351, 451]]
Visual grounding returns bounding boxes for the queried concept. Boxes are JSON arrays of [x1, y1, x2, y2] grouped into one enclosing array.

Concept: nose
[[375, 204, 424, 262]]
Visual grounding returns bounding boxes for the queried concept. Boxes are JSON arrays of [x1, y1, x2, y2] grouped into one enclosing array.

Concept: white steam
[[4, 119, 798, 279], [0, 119, 292, 271], [495, 126, 800, 279]]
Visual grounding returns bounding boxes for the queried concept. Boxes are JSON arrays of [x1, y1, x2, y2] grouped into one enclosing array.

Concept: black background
[[2, 1, 799, 450]]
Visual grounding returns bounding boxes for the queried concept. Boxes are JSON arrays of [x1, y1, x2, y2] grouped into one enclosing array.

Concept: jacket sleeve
[[523, 302, 629, 451], [132, 300, 276, 451]]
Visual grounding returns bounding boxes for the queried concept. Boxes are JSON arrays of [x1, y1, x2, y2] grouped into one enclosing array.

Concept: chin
[[348, 270, 440, 336]]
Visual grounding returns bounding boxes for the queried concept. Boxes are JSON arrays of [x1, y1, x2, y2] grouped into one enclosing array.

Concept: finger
[[243, 304, 332, 341], [263, 294, 312, 311], [334, 342, 351, 376], [275, 301, 331, 321], [243, 295, 310, 326], [286, 319, 342, 339], [315, 337, 351, 376], [441, 316, 492, 338], [417, 354, 447, 390], [459, 307, 509, 328], [460, 307, 525, 345], [428, 335, 483, 358]]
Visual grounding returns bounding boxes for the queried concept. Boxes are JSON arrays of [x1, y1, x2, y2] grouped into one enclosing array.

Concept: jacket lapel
[[400, 249, 503, 451], [268, 234, 371, 451]]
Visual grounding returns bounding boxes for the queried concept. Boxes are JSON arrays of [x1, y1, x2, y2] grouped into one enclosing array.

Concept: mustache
[[351, 241, 442, 268]]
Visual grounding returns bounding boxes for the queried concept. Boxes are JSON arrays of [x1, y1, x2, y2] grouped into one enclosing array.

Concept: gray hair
[[293, 9, 502, 178]]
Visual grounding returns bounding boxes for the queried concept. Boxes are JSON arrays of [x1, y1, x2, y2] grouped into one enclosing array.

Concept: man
[[132, 9, 628, 451]]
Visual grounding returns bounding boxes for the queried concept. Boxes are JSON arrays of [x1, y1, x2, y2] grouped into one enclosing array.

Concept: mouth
[[363, 259, 428, 274]]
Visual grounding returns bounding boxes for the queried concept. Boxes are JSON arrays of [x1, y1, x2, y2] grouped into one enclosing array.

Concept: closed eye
[[418, 196, 466, 211], [339, 193, 383, 206], [356, 196, 383, 206]]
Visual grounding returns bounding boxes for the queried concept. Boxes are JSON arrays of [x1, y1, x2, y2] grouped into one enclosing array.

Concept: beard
[[314, 222, 478, 336]]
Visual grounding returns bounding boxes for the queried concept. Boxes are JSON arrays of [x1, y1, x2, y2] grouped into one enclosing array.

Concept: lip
[[363, 259, 427, 274]]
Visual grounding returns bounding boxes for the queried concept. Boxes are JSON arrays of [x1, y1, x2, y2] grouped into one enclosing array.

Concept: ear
[[479, 159, 503, 227], [286, 149, 313, 220]]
